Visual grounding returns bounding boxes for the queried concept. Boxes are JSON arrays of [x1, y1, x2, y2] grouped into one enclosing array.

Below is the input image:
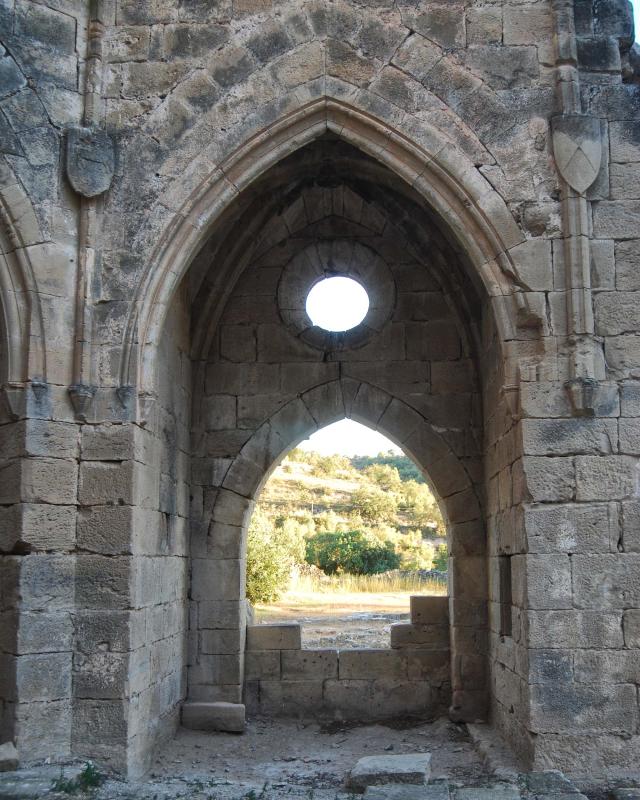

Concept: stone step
[[348, 754, 432, 792], [0, 766, 83, 799], [365, 782, 450, 799]]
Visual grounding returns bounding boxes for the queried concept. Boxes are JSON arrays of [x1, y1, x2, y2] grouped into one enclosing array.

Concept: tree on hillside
[[400, 480, 444, 532], [352, 486, 398, 525], [351, 451, 424, 482], [363, 463, 402, 492], [305, 530, 401, 575]]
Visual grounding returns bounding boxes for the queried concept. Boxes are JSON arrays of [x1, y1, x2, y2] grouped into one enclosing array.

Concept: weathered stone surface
[[2, 0, 639, 780], [365, 784, 449, 800], [348, 753, 432, 791], [246, 624, 301, 651], [0, 742, 18, 773], [181, 701, 245, 732]]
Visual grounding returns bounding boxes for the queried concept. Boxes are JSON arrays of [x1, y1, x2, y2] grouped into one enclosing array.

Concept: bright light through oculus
[[305, 276, 369, 332]]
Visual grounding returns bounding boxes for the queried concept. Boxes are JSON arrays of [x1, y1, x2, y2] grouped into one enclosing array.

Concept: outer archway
[[117, 107, 528, 774]]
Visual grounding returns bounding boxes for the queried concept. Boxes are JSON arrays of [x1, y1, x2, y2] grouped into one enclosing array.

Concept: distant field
[[256, 574, 447, 649]]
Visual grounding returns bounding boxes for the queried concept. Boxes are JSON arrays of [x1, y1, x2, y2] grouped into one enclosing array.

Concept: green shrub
[[246, 509, 301, 604], [305, 530, 401, 575], [433, 543, 448, 571], [351, 486, 398, 525]]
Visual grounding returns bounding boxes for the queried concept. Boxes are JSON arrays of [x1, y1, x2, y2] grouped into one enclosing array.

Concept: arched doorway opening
[[174, 133, 491, 728], [243, 418, 452, 722], [248, 418, 447, 652]]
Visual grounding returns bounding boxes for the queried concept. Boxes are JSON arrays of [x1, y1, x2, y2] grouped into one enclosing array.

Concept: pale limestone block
[[21, 458, 77, 505], [523, 502, 615, 554], [0, 741, 19, 772], [524, 610, 623, 649], [410, 595, 449, 625], [575, 455, 640, 501], [521, 418, 616, 456], [182, 701, 244, 732], [201, 628, 242, 655], [245, 650, 280, 681], [405, 649, 450, 682], [529, 683, 638, 734], [572, 554, 640, 609], [77, 505, 134, 555], [524, 554, 572, 610], [348, 753, 432, 791], [508, 238, 553, 291], [75, 555, 132, 610], [246, 624, 301, 651], [338, 649, 407, 680], [257, 679, 324, 715], [281, 649, 338, 679], [390, 623, 449, 650]]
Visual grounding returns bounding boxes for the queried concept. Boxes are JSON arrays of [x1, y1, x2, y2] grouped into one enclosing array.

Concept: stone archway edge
[[120, 97, 530, 399]]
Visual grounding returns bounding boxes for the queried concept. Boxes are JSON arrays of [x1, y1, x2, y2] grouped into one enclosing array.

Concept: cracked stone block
[[348, 754, 432, 791]]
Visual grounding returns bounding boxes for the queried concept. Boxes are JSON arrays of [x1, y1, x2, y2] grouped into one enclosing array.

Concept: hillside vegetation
[[247, 449, 448, 604]]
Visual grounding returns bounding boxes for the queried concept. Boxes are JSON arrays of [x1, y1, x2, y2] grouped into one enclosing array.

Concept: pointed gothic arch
[[120, 97, 528, 401], [189, 378, 487, 722]]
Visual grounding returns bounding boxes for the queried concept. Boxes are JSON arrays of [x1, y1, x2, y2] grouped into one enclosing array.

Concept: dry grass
[[256, 572, 447, 622]]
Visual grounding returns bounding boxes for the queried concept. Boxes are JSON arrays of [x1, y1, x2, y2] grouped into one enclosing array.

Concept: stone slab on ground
[[348, 753, 432, 791], [0, 766, 83, 799], [0, 744, 18, 773], [365, 782, 450, 799], [181, 701, 245, 732], [611, 790, 640, 800], [454, 787, 520, 800]]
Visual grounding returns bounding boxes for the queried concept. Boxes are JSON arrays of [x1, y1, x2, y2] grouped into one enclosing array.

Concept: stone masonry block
[[246, 624, 301, 651], [257, 679, 324, 716], [201, 628, 242, 654], [572, 554, 640, 609], [406, 649, 450, 682], [521, 418, 616, 456], [525, 610, 624, 649], [529, 683, 638, 734], [410, 595, 449, 625], [75, 556, 132, 610], [79, 461, 138, 506], [339, 649, 407, 679], [523, 502, 616, 554], [244, 650, 281, 681], [390, 623, 449, 650], [76, 505, 134, 555], [523, 554, 572, 610], [22, 458, 77, 505], [281, 649, 338, 680], [623, 610, 640, 646], [348, 753, 432, 791], [191, 558, 244, 601], [514, 457, 575, 503], [182, 701, 245, 732], [575, 456, 640, 500]]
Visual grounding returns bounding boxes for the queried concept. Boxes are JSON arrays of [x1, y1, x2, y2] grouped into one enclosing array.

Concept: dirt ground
[[256, 591, 414, 648], [150, 717, 488, 795]]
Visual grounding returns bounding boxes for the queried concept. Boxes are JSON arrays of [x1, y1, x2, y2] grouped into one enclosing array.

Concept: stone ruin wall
[[0, 0, 639, 782], [243, 597, 451, 721]]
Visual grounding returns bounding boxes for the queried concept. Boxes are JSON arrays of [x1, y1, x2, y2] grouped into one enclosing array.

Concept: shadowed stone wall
[[0, 0, 639, 781]]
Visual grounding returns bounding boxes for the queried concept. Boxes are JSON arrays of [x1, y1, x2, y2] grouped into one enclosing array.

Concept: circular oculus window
[[305, 276, 370, 332], [277, 241, 396, 352]]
